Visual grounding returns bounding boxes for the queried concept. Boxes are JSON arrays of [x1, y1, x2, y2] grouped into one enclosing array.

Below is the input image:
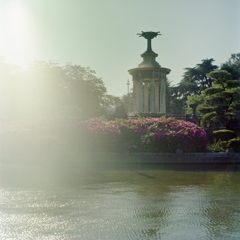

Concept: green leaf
[[201, 112, 217, 127], [204, 87, 223, 95], [212, 130, 237, 141]]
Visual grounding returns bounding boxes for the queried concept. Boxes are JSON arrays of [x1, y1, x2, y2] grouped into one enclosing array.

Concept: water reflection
[[0, 159, 240, 239]]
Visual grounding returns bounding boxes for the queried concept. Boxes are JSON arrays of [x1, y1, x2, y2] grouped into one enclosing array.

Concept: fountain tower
[[128, 31, 171, 116]]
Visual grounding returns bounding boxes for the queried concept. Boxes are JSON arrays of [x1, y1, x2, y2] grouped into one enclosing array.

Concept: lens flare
[[0, 1, 38, 68]]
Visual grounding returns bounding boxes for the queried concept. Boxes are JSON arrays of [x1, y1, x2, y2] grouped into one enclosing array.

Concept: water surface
[[0, 157, 240, 240]]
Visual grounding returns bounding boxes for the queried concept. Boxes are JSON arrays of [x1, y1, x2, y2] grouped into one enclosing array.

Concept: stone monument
[[128, 31, 171, 116]]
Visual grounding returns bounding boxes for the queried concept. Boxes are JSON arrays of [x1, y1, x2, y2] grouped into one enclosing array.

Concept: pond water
[[0, 158, 240, 240]]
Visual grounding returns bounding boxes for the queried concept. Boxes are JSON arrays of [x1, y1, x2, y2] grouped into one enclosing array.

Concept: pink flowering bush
[[0, 117, 209, 154], [76, 117, 209, 152]]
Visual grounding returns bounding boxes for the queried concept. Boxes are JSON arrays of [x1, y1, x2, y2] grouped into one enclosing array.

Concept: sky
[[0, 0, 239, 96]]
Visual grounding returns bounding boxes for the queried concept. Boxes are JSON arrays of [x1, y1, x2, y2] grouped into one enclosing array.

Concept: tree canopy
[[221, 53, 240, 80], [197, 70, 240, 128], [172, 58, 218, 98], [0, 59, 121, 119], [170, 54, 240, 115]]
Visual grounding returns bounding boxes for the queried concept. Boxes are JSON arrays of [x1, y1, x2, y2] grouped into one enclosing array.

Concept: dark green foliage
[[216, 138, 240, 153], [169, 54, 240, 152], [212, 130, 237, 142], [214, 103, 230, 112], [221, 90, 235, 99], [216, 141, 229, 152], [181, 54, 240, 116], [204, 87, 224, 95], [198, 70, 240, 128], [211, 115, 229, 124], [177, 59, 218, 94], [227, 138, 240, 152], [197, 105, 213, 115], [201, 112, 217, 127], [168, 97, 185, 114], [208, 70, 232, 82], [185, 95, 205, 115], [230, 102, 240, 111], [226, 80, 240, 88], [169, 58, 218, 114], [221, 53, 240, 80], [205, 95, 226, 105]]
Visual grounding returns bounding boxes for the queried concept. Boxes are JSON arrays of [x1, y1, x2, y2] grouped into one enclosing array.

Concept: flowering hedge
[[0, 117, 209, 153], [76, 117, 209, 152]]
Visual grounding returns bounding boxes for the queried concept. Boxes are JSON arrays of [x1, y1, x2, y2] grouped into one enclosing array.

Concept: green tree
[[221, 53, 240, 80], [170, 59, 218, 114], [1, 60, 120, 119], [179, 54, 240, 116], [174, 59, 218, 97], [198, 70, 240, 151], [198, 70, 240, 128], [63, 63, 113, 118], [185, 94, 205, 115], [104, 94, 122, 109]]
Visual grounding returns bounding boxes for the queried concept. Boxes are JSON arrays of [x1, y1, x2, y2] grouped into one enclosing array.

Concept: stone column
[[160, 77, 166, 113], [132, 78, 138, 114], [138, 74, 143, 113], [144, 81, 149, 113], [150, 72, 155, 113], [154, 81, 160, 113]]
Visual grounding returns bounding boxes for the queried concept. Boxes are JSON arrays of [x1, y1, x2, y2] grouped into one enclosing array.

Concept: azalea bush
[[0, 117, 209, 153], [75, 117, 209, 152]]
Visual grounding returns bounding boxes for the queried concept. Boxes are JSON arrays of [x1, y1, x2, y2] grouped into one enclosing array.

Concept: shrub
[[208, 130, 239, 152], [227, 138, 240, 152], [209, 140, 228, 152], [76, 117, 209, 153], [0, 117, 210, 153], [212, 129, 237, 141]]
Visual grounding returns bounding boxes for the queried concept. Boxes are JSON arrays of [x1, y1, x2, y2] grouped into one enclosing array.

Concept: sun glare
[[0, 1, 37, 68]]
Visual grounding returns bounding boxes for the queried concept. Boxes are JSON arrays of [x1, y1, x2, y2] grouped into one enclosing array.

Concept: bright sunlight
[[0, 1, 37, 68]]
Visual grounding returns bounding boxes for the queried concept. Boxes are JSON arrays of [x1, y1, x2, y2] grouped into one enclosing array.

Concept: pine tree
[[198, 70, 240, 128], [197, 70, 240, 150]]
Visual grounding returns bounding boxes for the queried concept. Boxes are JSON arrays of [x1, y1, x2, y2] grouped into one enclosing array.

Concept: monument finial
[[137, 31, 161, 51]]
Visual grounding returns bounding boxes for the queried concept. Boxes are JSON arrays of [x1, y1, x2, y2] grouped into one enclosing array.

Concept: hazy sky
[[0, 0, 239, 96]]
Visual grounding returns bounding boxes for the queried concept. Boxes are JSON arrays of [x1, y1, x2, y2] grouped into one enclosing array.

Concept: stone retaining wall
[[1, 151, 240, 165], [80, 152, 240, 164]]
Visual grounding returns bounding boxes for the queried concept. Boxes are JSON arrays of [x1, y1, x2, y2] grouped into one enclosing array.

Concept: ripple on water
[[0, 170, 240, 239]]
